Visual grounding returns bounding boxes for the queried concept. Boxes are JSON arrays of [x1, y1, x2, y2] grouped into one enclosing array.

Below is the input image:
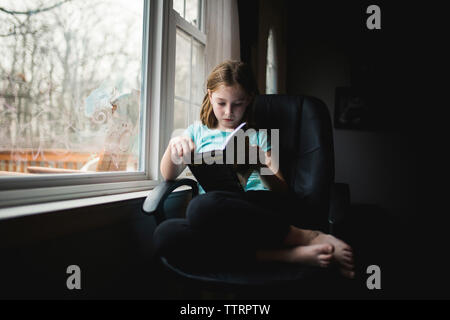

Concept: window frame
[[0, 0, 173, 209], [164, 0, 206, 141]]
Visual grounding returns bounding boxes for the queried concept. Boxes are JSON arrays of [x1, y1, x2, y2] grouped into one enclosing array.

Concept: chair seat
[[160, 257, 336, 286]]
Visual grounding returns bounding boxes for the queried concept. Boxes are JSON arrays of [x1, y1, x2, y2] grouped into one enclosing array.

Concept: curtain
[[205, 0, 241, 74]]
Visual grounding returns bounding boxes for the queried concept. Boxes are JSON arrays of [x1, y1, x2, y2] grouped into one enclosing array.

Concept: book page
[[221, 122, 246, 150]]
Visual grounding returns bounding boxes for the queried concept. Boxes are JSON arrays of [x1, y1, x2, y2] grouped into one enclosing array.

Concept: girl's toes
[[343, 246, 353, 253], [318, 253, 333, 262], [340, 269, 356, 279], [341, 261, 355, 270], [343, 255, 354, 263], [318, 254, 332, 268], [321, 244, 334, 254], [319, 260, 331, 268]]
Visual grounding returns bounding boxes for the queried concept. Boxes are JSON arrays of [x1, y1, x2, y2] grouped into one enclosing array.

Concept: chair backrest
[[252, 95, 335, 231]]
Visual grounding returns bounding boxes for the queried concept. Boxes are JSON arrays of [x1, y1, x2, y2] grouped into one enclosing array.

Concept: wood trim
[[26, 167, 93, 174]]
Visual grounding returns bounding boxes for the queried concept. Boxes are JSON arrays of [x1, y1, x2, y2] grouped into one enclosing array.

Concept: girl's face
[[208, 84, 251, 132]]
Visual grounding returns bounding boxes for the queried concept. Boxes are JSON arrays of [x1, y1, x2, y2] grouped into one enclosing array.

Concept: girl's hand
[[234, 143, 268, 187], [246, 143, 269, 169], [169, 136, 196, 164]]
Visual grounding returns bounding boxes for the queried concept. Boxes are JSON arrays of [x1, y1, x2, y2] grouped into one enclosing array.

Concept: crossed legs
[[154, 191, 355, 279]]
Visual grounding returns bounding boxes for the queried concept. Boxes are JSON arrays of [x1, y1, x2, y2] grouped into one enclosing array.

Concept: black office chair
[[143, 94, 353, 298]]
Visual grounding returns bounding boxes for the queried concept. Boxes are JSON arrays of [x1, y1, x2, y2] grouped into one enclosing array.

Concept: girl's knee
[[153, 219, 189, 256], [186, 192, 225, 225], [153, 218, 210, 263]]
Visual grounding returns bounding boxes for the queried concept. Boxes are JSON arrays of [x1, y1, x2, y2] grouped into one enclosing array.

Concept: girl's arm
[[160, 136, 195, 180], [259, 149, 289, 192]]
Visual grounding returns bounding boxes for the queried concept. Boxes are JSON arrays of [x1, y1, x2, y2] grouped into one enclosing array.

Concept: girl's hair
[[200, 60, 259, 129]]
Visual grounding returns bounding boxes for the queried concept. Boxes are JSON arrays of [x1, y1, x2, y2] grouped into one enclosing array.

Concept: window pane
[[0, 0, 144, 176], [192, 39, 205, 105], [185, 0, 200, 28], [190, 104, 201, 123], [173, 0, 185, 17], [266, 28, 278, 94], [174, 98, 188, 130], [174, 29, 205, 129], [174, 28, 191, 99]]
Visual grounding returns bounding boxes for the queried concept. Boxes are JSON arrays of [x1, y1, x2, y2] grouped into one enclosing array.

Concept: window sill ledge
[[0, 190, 151, 221], [0, 184, 194, 221]]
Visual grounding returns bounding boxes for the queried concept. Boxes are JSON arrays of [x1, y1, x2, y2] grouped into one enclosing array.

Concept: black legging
[[152, 190, 301, 268]]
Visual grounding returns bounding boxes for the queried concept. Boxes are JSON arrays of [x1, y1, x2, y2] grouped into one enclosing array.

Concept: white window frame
[[0, 0, 173, 209], [164, 0, 206, 142]]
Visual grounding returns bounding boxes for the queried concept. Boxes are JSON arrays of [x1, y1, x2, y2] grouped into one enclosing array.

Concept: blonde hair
[[200, 60, 259, 129]]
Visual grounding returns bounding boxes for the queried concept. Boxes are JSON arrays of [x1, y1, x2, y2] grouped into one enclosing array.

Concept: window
[[173, 28, 205, 130], [0, 0, 208, 209], [171, 0, 206, 133], [0, 0, 145, 176], [266, 28, 278, 94], [173, 0, 203, 29], [0, 0, 176, 208]]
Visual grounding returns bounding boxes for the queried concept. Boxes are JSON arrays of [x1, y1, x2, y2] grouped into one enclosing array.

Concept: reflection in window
[[174, 28, 205, 130], [0, 0, 144, 175], [266, 28, 278, 94]]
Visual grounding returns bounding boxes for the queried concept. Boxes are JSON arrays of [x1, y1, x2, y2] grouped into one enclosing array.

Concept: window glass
[[174, 29, 191, 100], [0, 0, 144, 175], [192, 39, 205, 105], [190, 105, 201, 123], [173, 0, 185, 17], [174, 28, 205, 130], [185, 0, 200, 28], [173, 99, 189, 131], [266, 28, 278, 94], [173, 0, 201, 29]]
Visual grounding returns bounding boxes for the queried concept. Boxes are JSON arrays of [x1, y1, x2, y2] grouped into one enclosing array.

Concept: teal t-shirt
[[184, 121, 271, 193]]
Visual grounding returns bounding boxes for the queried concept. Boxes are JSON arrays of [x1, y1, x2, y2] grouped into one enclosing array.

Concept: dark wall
[[238, 1, 437, 296], [285, 1, 415, 217], [240, 0, 416, 217], [0, 192, 191, 299]]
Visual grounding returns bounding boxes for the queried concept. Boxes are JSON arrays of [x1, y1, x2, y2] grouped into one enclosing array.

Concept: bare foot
[[289, 243, 334, 268], [283, 226, 321, 246], [311, 233, 355, 278]]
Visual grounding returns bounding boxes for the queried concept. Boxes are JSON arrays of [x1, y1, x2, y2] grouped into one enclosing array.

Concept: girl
[[155, 60, 355, 279]]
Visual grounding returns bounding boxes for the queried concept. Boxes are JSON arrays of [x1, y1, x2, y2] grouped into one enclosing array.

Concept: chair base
[[157, 256, 357, 299]]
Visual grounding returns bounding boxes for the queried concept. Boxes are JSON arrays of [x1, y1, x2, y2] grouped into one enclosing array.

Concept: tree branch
[[0, 0, 73, 16], [0, 27, 39, 38]]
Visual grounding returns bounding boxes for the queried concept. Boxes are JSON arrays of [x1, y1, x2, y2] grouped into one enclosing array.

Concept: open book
[[186, 122, 257, 193]]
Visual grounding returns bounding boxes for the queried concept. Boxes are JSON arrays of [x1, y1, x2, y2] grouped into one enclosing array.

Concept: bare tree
[[0, 1, 73, 16], [1, 0, 143, 164]]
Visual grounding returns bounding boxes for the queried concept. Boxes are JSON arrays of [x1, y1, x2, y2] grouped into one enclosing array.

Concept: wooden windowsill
[[0, 190, 150, 221], [0, 184, 194, 221]]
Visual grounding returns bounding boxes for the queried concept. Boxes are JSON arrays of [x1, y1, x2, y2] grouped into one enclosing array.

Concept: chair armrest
[[142, 178, 199, 224], [328, 183, 350, 235]]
